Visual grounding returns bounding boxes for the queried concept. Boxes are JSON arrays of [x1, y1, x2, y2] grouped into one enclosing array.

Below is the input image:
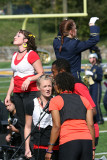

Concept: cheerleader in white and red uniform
[[5, 29, 44, 142]]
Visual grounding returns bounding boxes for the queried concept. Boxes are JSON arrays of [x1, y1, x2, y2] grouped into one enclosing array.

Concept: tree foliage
[[0, 0, 107, 39]]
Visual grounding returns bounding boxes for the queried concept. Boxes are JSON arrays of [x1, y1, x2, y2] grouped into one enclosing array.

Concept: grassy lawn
[[0, 61, 11, 68], [96, 122, 107, 156]]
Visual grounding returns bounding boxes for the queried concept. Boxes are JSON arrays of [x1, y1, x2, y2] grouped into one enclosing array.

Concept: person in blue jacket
[[53, 17, 100, 80], [103, 89, 107, 116], [85, 52, 104, 124], [103, 70, 107, 116]]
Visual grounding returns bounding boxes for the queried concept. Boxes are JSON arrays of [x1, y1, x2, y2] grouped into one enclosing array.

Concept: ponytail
[[59, 19, 75, 53], [59, 35, 64, 53]]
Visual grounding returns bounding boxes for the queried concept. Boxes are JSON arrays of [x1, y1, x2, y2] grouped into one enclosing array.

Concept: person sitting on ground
[[5, 96, 21, 146]]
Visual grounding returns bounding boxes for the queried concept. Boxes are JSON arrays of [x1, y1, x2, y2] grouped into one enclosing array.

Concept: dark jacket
[[53, 26, 100, 79]]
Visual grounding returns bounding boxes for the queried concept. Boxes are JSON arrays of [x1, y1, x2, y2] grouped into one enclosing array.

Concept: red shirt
[[12, 50, 40, 93]]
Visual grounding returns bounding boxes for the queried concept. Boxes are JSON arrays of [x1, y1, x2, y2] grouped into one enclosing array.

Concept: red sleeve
[[28, 51, 40, 64], [13, 52, 17, 55], [49, 95, 64, 111], [80, 96, 93, 110], [74, 83, 95, 108]]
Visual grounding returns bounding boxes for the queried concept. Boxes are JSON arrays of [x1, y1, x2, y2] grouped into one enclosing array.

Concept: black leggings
[[13, 91, 40, 142], [33, 149, 59, 160], [59, 140, 92, 160]]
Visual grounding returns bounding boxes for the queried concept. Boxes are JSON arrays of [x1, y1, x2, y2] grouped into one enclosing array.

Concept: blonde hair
[[37, 74, 53, 87]]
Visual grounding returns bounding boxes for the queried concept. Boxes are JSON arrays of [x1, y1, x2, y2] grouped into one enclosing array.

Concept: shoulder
[[94, 64, 102, 70], [28, 50, 39, 57], [33, 98, 39, 105], [28, 50, 40, 64], [74, 78, 88, 92], [49, 95, 64, 111], [80, 95, 92, 110], [50, 95, 63, 102]]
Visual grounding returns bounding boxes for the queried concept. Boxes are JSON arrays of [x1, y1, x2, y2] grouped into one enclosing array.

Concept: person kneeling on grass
[[5, 96, 21, 146]]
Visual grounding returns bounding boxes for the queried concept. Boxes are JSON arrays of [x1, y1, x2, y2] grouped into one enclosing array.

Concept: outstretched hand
[[89, 17, 99, 25]]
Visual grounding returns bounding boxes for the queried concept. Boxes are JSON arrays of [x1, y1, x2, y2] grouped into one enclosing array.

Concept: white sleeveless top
[[11, 50, 35, 78], [33, 98, 52, 128]]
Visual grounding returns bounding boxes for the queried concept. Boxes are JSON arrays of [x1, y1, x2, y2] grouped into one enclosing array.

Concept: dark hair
[[19, 29, 37, 52], [89, 45, 102, 64], [52, 58, 71, 73], [59, 19, 75, 52], [10, 96, 15, 104], [55, 72, 75, 92], [5, 96, 15, 108]]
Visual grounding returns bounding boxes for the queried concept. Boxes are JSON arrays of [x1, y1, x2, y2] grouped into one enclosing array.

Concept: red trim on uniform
[[33, 145, 59, 150], [61, 90, 73, 94], [14, 52, 27, 65]]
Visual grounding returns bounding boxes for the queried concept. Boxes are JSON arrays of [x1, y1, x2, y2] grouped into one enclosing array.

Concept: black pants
[[59, 140, 92, 160], [13, 91, 40, 143], [33, 149, 59, 160]]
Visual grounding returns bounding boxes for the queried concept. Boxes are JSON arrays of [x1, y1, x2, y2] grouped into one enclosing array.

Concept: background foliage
[[0, 0, 107, 44]]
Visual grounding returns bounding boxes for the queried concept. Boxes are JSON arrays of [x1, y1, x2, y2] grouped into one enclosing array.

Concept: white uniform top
[[11, 50, 35, 78], [33, 98, 52, 128]]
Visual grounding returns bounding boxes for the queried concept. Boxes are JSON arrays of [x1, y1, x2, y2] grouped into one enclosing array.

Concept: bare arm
[[21, 59, 44, 91], [45, 110, 60, 160], [93, 107, 97, 116], [24, 115, 32, 158], [5, 76, 14, 105], [31, 59, 44, 80], [86, 109, 95, 160]]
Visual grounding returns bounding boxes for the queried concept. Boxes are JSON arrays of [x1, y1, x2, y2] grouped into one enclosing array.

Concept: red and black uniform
[[11, 50, 40, 142], [74, 78, 99, 146], [49, 92, 93, 160]]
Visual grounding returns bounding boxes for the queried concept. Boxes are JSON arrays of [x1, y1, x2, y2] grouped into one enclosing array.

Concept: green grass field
[[0, 62, 107, 159]]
